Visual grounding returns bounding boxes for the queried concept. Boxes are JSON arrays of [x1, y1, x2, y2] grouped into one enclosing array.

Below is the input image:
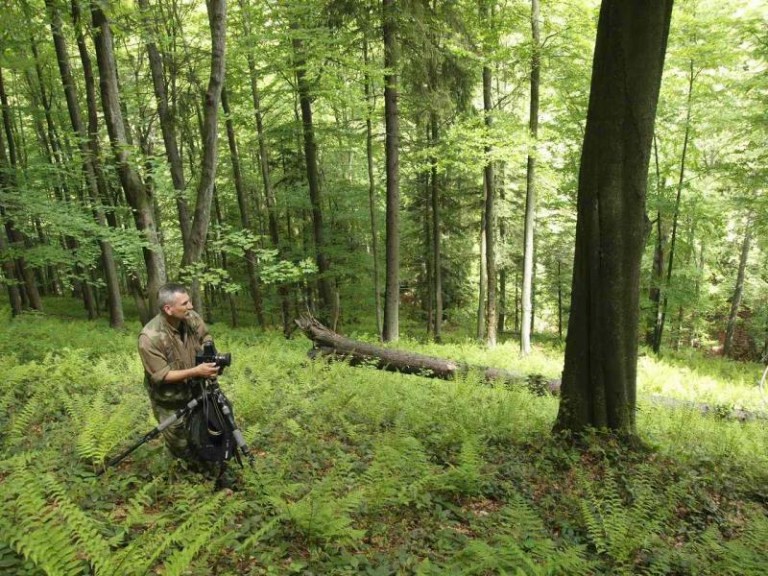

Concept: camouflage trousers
[[150, 401, 195, 461]]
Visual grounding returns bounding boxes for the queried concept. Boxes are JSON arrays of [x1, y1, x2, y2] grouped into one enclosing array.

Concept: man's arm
[[164, 362, 220, 383], [138, 333, 219, 384]]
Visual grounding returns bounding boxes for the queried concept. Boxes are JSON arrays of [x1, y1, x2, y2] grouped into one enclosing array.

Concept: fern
[[0, 469, 87, 576], [438, 494, 592, 576], [577, 467, 671, 573]]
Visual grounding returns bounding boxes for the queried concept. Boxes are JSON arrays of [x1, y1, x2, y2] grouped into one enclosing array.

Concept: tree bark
[[181, 0, 227, 312], [91, 2, 166, 313], [382, 0, 400, 342], [554, 0, 673, 436], [520, 0, 540, 356]]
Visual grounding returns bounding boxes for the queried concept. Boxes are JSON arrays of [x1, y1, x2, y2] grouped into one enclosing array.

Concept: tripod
[[99, 378, 254, 475]]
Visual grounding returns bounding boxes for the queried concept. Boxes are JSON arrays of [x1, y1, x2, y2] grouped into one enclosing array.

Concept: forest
[[0, 0, 767, 574]]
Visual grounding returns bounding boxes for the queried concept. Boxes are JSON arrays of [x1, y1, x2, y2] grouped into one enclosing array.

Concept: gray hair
[[157, 283, 188, 310]]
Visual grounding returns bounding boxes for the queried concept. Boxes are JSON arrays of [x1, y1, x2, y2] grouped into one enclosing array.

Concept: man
[[138, 283, 220, 464]]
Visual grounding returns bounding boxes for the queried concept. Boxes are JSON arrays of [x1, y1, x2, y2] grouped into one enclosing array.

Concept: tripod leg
[[99, 396, 203, 475]]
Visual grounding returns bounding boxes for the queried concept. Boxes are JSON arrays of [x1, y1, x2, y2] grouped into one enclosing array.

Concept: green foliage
[[1, 313, 767, 574]]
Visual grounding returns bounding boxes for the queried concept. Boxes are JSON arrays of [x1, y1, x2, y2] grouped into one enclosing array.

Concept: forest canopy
[[0, 0, 765, 358]]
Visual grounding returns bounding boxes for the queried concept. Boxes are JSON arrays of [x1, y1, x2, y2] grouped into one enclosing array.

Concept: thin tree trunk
[[483, 50, 497, 347], [430, 113, 442, 343], [497, 161, 507, 335], [477, 206, 487, 341], [237, 0, 291, 335], [655, 59, 695, 354], [723, 214, 753, 358], [137, 0, 191, 248], [221, 85, 265, 328], [0, 68, 42, 312], [291, 25, 335, 323], [47, 0, 124, 327], [382, 0, 400, 342], [363, 36, 383, 339], [181, 0, 227, 313], [91, 2, 166, 313], [521, 0, 540, 356]]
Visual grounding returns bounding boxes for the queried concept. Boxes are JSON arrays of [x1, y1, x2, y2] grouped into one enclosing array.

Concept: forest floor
[[1, 300, 767, 575]]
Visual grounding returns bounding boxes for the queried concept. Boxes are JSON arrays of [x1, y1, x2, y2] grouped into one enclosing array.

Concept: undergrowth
[[0, 308, 766, 575]]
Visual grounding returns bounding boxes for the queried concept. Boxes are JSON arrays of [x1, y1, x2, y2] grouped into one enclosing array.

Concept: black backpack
[[186, 391, 236, 463]]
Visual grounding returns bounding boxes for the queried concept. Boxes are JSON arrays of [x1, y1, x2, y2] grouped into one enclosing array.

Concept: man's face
[[164, 291, 193, 321]]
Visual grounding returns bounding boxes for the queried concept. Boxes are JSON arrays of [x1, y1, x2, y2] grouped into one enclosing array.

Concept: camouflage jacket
[[138, 310, 211, 408]]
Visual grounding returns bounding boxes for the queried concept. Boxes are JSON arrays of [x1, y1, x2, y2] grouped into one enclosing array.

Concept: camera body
[[195, 341, 232, 374]]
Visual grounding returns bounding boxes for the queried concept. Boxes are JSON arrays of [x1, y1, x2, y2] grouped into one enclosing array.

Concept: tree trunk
[[137, 0, 192, 249], [181, 0, 227, 312], [297, 316, 557, 392], [382, 0, 400, 342], [477, 205, 487, 341], [221, 85, 265, 328], [483, 51, 497, 347], [291, 26, 335, 324], [47, 0, 124, 328], [655, 59, 694, 354], [497, 161, 507, 335], [554, 0, 673, 436], [238, 0, 291, 336], [520, 0, 540, 356], [0, 218, 22, 315], [363, 36, 383, 339], [430, 113, 442, 343], [91, 2, 166, 313], [0, 68, 43, 312], [723, 214, 752, 359]]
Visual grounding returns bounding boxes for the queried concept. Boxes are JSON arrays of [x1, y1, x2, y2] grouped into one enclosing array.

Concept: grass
[[0, 300, 767, 575]]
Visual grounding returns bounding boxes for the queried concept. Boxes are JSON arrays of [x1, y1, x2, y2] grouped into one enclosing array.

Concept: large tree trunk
[[221, 85, 265, 328], [181, 0, 227, 312], [382, 0, 400, 342], [554, 0, 673, 436], [91, 2, 166, 313], [520, 0, 540, 357], [47, 0, 124, 328]]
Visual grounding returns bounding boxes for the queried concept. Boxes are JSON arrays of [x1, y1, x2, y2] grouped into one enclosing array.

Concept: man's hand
[[195, 362, 220, 379]]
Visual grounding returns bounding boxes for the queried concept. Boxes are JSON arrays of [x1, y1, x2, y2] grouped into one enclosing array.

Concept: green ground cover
[[1, 308, 767, 575]]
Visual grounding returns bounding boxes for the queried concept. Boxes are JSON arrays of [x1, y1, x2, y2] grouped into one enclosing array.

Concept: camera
[[195, 341, 232, 374]]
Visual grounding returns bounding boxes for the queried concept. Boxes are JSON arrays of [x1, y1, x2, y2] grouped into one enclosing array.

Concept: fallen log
[[296, 316, 768, 422], [295, 316, 561, 395]]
